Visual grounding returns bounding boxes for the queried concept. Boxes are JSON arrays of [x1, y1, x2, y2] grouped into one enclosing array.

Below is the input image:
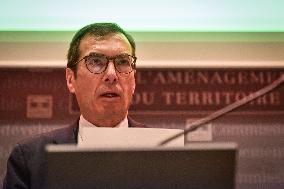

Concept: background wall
[[1, 31, 284, 68], [1, 31, 284, 189]]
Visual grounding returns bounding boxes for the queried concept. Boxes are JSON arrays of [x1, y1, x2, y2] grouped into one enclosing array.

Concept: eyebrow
[[87, 52, 131, 58]]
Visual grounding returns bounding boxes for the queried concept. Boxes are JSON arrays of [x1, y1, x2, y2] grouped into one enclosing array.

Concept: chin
[[101, 106, 124, 115]]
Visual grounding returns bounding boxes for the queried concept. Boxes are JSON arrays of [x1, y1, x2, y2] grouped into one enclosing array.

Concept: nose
[[103, 61, 118, 84]]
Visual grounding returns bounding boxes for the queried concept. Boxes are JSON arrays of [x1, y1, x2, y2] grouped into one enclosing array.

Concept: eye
[[87, 56, 106, 66], [115, 56, 131, 66]]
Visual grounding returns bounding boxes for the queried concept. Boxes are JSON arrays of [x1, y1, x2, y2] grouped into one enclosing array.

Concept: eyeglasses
[[73, 52, 136, 74]]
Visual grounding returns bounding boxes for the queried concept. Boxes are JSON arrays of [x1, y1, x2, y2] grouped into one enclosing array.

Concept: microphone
[[158, 74, 284, 146]]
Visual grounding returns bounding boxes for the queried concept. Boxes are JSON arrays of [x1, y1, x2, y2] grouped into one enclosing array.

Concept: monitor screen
[[46, 143, 237, 189], [1, 0, 284, 31]]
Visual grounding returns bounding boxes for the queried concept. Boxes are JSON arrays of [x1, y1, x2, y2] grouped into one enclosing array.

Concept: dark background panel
[[0, 68, 284, 189]]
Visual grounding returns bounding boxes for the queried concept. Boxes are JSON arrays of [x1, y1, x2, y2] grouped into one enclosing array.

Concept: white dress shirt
[[77, 115, 129, 143]]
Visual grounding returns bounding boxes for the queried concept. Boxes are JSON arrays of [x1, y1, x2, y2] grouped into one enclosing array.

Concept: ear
[[132, 77, 136, 95], [132, 71, 136, 94], [66, 68, 76, 93]]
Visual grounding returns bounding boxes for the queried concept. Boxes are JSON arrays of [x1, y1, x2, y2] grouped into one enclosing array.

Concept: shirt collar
[[78, 115, 129, 144], [79, 115, 129, 128]]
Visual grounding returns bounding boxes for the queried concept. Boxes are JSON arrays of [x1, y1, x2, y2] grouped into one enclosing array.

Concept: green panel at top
[[0, 0, 284, 32]]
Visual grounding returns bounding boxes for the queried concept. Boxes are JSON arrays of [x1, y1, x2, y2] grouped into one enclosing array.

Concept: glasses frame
[[72, 53, 137, 74]]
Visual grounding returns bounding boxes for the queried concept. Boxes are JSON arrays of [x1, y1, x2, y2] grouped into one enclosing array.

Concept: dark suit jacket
[[3, 117, 145, 189]]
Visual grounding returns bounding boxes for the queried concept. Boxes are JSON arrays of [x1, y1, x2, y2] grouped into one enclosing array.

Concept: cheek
[[74, 73, 101, 102]]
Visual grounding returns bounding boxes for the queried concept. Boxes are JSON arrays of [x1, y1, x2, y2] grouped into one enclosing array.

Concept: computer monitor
[[46, 142, 237, 189]]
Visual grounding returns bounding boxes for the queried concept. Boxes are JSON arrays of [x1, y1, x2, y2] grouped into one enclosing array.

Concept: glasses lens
[[85, 54, 107, 73], [114, 54, 134, 73]]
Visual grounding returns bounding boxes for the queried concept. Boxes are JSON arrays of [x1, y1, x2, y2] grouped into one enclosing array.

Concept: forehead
[[78, 33, 132, 57]]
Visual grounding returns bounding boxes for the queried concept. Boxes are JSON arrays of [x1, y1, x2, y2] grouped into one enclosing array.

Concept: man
[[3, 23, 145, 189]]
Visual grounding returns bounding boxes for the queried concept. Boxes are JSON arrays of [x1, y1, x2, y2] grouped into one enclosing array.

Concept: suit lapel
[[128, 116, 146, 128]]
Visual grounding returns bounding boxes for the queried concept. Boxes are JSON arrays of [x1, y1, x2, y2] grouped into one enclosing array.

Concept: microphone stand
[[158, 74, 284, 146]]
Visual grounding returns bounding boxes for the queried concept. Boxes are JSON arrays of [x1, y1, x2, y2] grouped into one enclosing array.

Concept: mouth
[[100, 92, 120, 98]]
